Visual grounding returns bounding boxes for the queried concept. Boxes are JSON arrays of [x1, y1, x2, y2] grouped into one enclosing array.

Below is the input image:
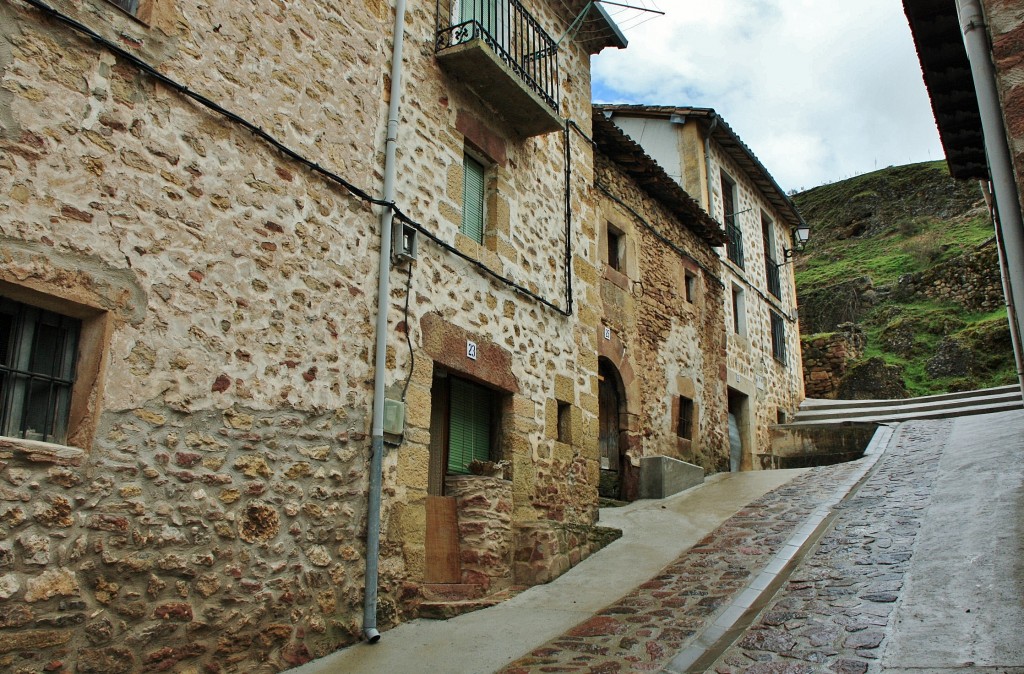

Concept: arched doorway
[[598, 357, 628, 499]]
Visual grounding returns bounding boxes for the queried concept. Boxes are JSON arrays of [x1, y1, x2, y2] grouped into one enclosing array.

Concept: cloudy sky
[[591, 0, 945, 192]]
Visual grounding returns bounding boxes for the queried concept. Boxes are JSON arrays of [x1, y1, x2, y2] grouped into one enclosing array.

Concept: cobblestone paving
[[499, 459, 866, 673], [711, 420, 950, 674]]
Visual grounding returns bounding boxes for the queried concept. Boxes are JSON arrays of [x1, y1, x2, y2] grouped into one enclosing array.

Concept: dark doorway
[[598, 358, 628, 499], [727, 388, 748, 472]]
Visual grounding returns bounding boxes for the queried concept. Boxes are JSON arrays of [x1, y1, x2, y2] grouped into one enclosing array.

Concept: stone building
[[902, 0, 1024, 394], [596, 105, 808, 471], [589, 113, 730, 500], [0, 0, 628, 671]]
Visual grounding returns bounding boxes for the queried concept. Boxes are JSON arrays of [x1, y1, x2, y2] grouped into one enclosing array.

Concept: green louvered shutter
[[461, 154, 485, 244], [447, 377, 491, 474]]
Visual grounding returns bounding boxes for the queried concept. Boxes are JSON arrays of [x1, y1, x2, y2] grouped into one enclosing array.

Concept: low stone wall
[[894, 241, 1004, 312], [445, 476, 514, 594], [801, 326, 866, 399], [513, 521, 621, 586]]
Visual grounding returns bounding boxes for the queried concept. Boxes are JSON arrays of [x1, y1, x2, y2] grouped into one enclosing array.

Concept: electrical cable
[[20, 0, 574, 317], [400, 261, 416, 402]]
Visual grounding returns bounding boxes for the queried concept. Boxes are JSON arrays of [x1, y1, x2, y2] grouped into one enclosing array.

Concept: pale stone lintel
[[0, 437, 86, 466]]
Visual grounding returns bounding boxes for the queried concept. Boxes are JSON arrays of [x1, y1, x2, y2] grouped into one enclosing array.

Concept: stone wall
[[445, 476, 513, 593], [986, 0, 1024, 215], [801, 325, 866, 399], [893, 240, 1004, 312], [704, 141, 806, 466], [594, 153, 729, 477], [0, 0, 614, 670]]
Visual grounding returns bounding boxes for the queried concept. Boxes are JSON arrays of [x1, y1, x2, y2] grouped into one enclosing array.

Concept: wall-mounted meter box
[[383, 398, 405, 436]]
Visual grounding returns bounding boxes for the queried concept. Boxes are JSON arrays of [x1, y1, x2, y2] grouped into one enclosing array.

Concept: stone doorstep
[[418, 586, 527, 620], [419, 583, 486, 602]]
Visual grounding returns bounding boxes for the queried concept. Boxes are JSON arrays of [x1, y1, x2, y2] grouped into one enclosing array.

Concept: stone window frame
[[683, 268, 698, 304], [0, 281, 112, 452], [600, 206, 638, 290], [731, 283, 747, 337]]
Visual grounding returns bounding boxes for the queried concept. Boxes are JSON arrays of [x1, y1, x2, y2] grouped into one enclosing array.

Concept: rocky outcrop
[[836, 358, 910, 400], [893, 240, 1004, 312]]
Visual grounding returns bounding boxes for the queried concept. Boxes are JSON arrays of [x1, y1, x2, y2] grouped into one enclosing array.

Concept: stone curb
[[663, 423, 898, 673]]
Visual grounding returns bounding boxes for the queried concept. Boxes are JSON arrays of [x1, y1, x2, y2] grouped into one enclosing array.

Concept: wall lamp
[[781, 223, 811, 261]]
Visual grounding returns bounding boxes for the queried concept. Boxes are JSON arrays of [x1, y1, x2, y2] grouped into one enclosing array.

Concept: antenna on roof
[[557, 0, 665, 47]]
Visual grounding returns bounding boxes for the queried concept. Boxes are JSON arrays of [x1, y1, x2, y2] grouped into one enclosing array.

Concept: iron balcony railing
[[436, 0, 560, 113], [725, 220, 744, 268], [765, 254, 782, 299]]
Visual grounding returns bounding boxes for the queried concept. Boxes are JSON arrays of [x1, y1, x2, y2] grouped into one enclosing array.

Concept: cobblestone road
[[711, 420, 950, 673], [500, 460, 866, 672], [500, 420, 950, 674]]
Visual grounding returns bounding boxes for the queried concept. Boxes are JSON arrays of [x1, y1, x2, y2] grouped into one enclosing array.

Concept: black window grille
[[770, 310, 787, 365], [677, 396, 694, 439], [0, 298, 80, 444], [765, 257, 781, 299]]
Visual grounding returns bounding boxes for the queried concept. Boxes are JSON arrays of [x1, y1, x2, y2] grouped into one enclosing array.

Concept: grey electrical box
[[383, 398, 405, 436], [392, 221, 418, 262]]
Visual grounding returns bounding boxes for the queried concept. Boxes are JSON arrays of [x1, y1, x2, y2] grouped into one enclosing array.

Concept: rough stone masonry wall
[[359, 0, 606, 607], [801, 326, 866, 399], [595, 154, 730, 475], [894, 240, 1005, 312], [0, 0, 398, 671], [708, 143, 805, 461]]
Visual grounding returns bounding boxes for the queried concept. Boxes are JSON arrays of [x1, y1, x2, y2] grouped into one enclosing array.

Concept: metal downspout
[[956, 0, 1024, 396], [364, 0, 409, 643]]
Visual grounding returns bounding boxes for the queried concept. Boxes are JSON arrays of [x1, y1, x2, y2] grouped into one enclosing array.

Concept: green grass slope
[[792, 161, 1017, 396]]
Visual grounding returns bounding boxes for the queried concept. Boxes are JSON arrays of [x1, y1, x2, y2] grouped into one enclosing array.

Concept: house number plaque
[[466, 340, 478, 360]]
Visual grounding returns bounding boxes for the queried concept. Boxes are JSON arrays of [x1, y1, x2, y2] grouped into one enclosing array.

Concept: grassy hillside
[[792, 161, 1017, 396]]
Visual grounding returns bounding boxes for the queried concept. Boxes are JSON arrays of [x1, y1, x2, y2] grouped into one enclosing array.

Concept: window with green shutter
[[461, 153, 486, 244], [447, 376, 492, 474]]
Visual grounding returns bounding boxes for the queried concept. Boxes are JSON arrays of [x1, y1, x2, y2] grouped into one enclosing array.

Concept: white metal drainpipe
[[364, 0, 409, 643], [957, 0, 1024, 396]]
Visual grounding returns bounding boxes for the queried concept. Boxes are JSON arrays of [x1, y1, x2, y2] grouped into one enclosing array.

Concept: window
[[676, 396, 694, 439], [721, 173, 743, 267], [684, 270, 697, 303], [0, 298, 80, 444], [430, 372, 500, 477], [104, 0, 154, 22], [770, 310, 787, 365], [731, 285, 746, 336], [762, 213, 781, 299], [606, 224, 623, 272], [556, 401, 571, 444], [458, 0, 509, 47], [461, 153, 486, 244]]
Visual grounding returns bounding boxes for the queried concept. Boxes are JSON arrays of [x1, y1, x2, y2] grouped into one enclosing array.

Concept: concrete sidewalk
[[286, 468, 807, 674]]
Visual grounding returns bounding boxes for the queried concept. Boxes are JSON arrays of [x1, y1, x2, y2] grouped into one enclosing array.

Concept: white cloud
[[592, 0, 944, 191]]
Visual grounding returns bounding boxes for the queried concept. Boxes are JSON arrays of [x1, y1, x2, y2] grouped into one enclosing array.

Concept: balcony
[[436, 0, 563, 137], [725, 220, 744, 268]]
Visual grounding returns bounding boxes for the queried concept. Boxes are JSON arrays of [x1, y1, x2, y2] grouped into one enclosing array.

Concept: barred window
[[0, 298, 80, 444], [676, 395, 694, 439], [770, 310, 787, 365]]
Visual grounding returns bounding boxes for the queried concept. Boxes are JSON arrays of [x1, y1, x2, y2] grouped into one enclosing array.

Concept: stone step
[[418, 597, 508, 620], [789, 397, 1023, 426], [419, 583, 486, 602], [794, 390, 1023, 422], [799, 384, 1021, 411]]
